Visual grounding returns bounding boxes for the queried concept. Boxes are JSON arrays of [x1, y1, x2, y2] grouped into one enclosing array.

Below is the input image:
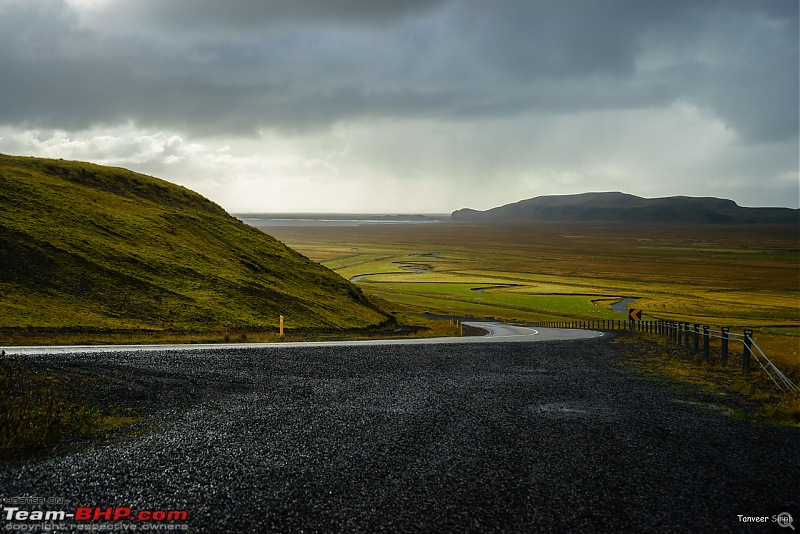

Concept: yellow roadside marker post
[[280, 315, 284, 337]]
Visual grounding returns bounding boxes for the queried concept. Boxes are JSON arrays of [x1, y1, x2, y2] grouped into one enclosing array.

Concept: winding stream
[[611, 297, 639, 314]]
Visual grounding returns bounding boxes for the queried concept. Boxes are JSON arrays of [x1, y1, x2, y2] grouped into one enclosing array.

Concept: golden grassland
[[266, 221, 799, 377]]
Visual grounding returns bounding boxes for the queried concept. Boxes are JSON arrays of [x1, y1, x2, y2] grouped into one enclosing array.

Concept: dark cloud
[[110, 0, 448, 30], [0, 0, 796, 144]]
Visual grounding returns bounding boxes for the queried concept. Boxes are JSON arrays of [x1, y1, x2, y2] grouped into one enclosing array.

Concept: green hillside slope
[[0, 154, 390, 337]]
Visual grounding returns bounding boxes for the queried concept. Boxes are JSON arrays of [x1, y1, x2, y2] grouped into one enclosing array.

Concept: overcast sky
[[0, 0, 797, 212]]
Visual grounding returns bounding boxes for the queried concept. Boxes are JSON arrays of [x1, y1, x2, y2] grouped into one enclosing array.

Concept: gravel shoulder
[[1, 337, 798, 532]]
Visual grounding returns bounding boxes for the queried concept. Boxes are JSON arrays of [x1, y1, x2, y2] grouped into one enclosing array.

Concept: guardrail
[[527, 319, 798, 394]]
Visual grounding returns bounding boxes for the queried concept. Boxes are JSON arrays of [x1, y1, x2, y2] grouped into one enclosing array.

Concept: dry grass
[[0, 353, 141, 460], [611, 333, 799, 428]]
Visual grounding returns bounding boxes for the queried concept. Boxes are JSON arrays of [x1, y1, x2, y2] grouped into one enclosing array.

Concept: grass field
[[0, 155, 390, 341], [266, 221, 800, 377]]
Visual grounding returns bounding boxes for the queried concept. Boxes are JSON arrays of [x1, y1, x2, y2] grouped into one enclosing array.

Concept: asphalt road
[[1, 322, 602, 355], [1, 334, 797, 533]]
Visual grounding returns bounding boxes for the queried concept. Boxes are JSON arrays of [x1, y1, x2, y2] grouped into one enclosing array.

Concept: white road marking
[[1, 322, 602, 355]]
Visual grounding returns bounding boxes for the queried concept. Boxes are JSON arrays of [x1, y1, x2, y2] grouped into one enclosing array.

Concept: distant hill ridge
[[0, 154, 390, 334], [451, 192, 798, 224]]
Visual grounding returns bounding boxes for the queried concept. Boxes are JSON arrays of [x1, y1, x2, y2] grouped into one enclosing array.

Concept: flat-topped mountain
[[0, 154, 390, 335], [451, 192, 798, 224]]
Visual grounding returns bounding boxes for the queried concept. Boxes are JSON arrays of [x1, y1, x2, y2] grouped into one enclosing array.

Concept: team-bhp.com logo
[[3, 506, 189, 531]]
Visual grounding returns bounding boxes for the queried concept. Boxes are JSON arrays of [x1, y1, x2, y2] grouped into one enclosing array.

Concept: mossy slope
[[0, 154, 389, 333]]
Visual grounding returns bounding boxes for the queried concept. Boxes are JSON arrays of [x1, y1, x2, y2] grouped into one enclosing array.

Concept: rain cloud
[[0, 0, 797, 211]]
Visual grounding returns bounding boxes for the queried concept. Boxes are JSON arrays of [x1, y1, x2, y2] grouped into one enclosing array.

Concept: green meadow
[[267, 222, 800, 375]]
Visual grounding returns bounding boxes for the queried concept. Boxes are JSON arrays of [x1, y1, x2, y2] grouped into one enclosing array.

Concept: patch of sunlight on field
[[354, 272, 501, 284], [365, 288, 570, 322], [363, 281, 626, 320]]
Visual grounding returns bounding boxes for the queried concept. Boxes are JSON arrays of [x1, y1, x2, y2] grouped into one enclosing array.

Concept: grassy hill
[[452, 192, 799, 224], [0, 154, 391, 340]]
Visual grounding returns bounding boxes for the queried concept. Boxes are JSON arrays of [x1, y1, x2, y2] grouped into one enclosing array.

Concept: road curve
[[1, 322, 602, 355]]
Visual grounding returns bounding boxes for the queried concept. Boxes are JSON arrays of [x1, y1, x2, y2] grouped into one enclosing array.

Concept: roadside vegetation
[[0, 351, 139, 461], [611, 333, 800, 428]]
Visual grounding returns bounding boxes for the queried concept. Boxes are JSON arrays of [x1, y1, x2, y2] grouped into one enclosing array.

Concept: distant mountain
[[0, 154, 390, 335], [451, 192, 799, 224]]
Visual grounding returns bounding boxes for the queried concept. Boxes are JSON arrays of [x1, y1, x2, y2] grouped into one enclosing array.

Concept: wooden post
[[702, 326, 709, 362], [677, 322, 683, 345], [742, 329, 753, 373], [684, 323, 690, 349], [279, 315, 284, 337], [693, 324, 700, 353], [721, 327, 729, 367]]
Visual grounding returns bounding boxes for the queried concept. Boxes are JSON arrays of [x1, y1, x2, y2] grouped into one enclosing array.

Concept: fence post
[[693, 324, 700, 353], [742, 329, 753, 373], [721, 327, 729, 367], [684, 323, 690, 349], [677, 322, 683, 345], [702, 326, 709, 362]]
